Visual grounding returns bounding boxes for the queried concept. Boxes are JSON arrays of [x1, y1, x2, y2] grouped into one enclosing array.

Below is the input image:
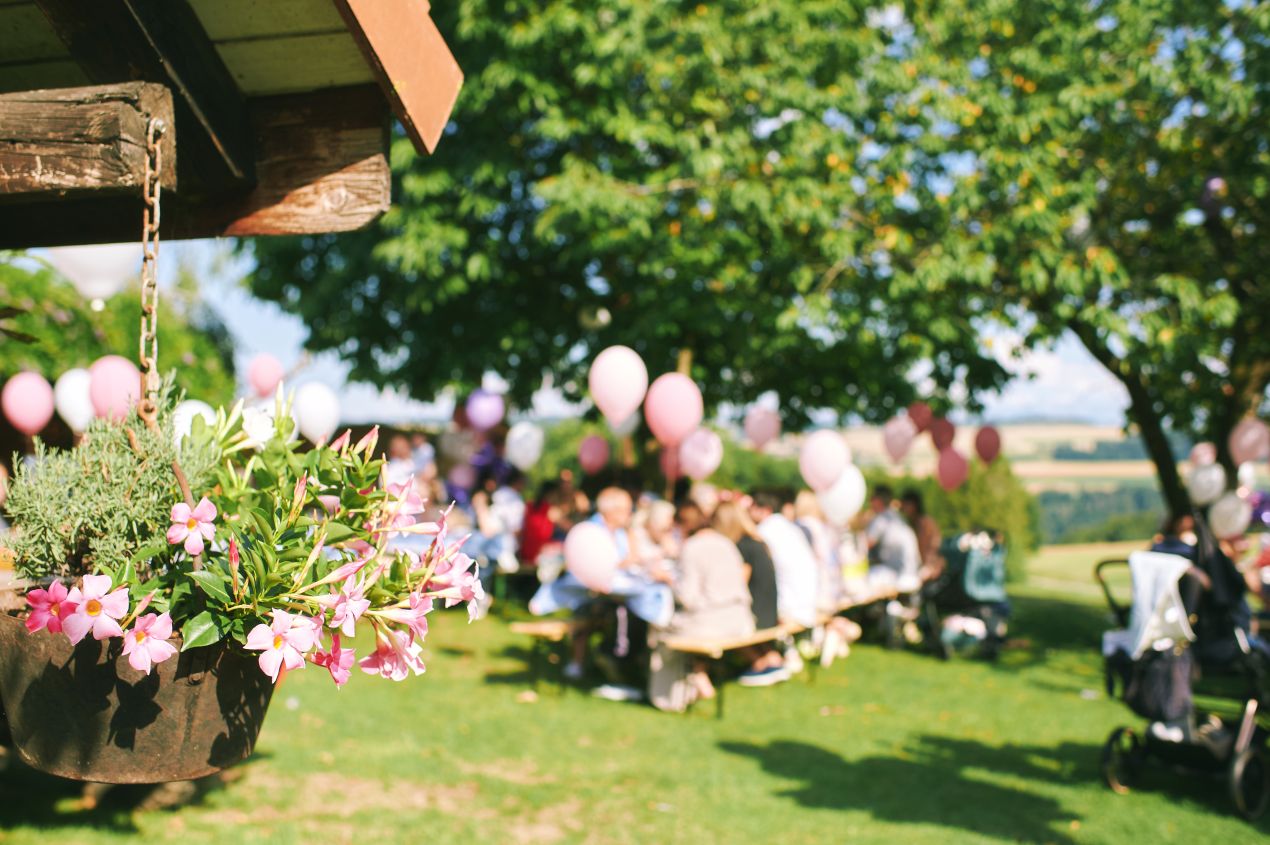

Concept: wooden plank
[[188, 0, 346, 41], [34, 0, 254, 192], [0, 57, 86, 93], [0, 82, 176, 199], [332, 0, 462, 154], [0, 84, 390, 246], [213, 32, 373, 96], [0, 2, 67, 62]]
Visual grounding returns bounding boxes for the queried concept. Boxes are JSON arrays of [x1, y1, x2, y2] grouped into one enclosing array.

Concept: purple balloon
[[465, 390, 505, 432]]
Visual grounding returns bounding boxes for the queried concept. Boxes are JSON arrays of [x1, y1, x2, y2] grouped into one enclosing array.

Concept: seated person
[[901, 490, 944, 582], [863, 484, 920, 588], [748, 491, 819, 629], [650, 503, 755, 707], [714, 500, 787, 685]]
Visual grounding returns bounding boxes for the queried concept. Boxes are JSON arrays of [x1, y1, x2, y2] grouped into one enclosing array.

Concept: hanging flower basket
[[0, 613, 272, 783]]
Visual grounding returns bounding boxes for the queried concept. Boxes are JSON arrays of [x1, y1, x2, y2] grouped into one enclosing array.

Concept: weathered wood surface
[[0, 85, 389, 246], [34, 0, 255, 192], [333, 0, 463, 154], [0, 82, 176, 199]]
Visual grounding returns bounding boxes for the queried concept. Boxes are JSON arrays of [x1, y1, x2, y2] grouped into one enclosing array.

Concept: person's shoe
[[738, 665, 790, 687], [783, 648, 805, 675], [591, 684, 644, 702], [562, 661, 584, 681]]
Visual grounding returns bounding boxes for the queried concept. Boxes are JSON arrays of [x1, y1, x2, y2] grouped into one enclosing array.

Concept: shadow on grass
[[482, 644, 542, 686], [0, 751, 267, 831], [721, 735, 1087, 844]]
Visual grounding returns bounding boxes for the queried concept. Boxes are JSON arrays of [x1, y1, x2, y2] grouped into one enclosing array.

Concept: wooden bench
[[657, 587, 905, 717], [508, 619, 591, 691]]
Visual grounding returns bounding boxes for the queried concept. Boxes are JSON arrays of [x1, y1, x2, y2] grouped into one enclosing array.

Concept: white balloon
[[1210, 492, 1252, 540], [46, 243, 140, 302], [1237, 461, 1257, 492], [612, 411, 642, 437], [505, 421, 545, 471], [293, 383, 341, 445], [172, 400, 215, 446], [817, 464, 867, 528], [1187, 463, 1227, 506], [53, 368, 94, 433]]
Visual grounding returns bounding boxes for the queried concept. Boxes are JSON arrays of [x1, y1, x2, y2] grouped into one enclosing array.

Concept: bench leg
[[712, 660, 725, 719]]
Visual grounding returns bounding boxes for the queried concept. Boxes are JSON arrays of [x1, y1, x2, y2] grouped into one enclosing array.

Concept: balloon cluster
[[1185, 417, 1270, 540], [795, 430, 865, 527], [585, 346, 718, 480], [0, 356, 145, 436], [879, 401, 1002, 492]]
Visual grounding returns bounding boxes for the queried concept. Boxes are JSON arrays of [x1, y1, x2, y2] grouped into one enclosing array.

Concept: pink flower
[[245, 609, 321, 682], [329, 429, 352, 452], [62, 575, 129, 644], [358, 628, 426, 681], [121, 612, 178, 674], [25, 581, 77, 634], [354, 425, 379, 456], [378, 592, 433, 642], [311, 631, 356, 687], [316, 578, 370, 638], [167, 497, 218, 556]]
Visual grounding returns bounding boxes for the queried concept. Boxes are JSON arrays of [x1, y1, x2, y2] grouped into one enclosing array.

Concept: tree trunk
[[1069, 322, 1191, 518]]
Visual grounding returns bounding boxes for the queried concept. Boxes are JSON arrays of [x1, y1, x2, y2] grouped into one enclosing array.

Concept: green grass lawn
[[1, 543, 1266, 844]]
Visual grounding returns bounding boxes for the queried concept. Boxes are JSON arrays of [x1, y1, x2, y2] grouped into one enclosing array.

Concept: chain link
[[137, 118, 166, 424]]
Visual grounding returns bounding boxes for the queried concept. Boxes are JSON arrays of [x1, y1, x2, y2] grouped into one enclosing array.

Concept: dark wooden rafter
[[33, 0, 254, 194], [0, 83, 176, 199], [0, 84, 390, 248]]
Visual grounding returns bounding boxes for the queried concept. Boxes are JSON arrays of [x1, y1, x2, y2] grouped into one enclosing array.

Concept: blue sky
[[170, 240, 1129, 428]]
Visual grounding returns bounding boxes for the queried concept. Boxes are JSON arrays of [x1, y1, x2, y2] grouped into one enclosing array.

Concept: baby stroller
[[919, 532, 1009, 659], [1097, 538, 1270, 820]]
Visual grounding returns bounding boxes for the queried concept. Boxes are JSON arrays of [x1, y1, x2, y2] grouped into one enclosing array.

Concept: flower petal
[[148, 640, 178, 666], [167, 523, 191, 545], [171, 502, 192, 524], [81, 574, 112, 600], [258, 648, 284, 682], [192, 497, 217, 523], [99, 588, 129, 619], [92, 615, 124, 640], [184, 532, 206, 556], [245, 623, 275, 651], [127, 645, 152, 674], [62, 612, 93, 645], [150, 612, 173, 640]]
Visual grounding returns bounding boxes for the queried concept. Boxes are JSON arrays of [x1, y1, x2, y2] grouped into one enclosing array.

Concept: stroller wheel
[[1101, 727, 1143, 794], [1228, 746, 1270, 821]]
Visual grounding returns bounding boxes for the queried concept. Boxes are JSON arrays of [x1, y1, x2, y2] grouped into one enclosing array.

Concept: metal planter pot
[[0, 613, 273, 783]]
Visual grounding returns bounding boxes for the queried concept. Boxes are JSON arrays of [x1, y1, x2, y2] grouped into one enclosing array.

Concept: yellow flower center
[[273, 634, 284, 650], [134, 630, 147, 643], [85, 599, 102, 617], [187, 518, 199, 530], [51, 603, 62, 617]]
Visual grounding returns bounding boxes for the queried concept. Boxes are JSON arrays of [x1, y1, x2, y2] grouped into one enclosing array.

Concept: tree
[[0, 259, 237, 412], [881, 0, 1269, 513], [245, 1, 1007, 426]]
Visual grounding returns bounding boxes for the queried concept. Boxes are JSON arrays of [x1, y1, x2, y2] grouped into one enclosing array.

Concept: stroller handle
[[1093, 558, 1131, 628]]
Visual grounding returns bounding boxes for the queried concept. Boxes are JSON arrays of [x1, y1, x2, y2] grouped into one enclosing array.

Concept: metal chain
[[137, 118, 166, 424]]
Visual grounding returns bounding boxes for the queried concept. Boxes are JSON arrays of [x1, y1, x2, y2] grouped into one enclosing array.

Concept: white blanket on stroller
[[1101, 551, 1196, 660]]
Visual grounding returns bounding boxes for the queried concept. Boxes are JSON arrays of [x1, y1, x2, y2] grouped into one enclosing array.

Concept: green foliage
[[5, 384, 218, 579], [1036, 485, 1165, 544], [245, 0, 1010, 427], [0, 258, 237, 407]]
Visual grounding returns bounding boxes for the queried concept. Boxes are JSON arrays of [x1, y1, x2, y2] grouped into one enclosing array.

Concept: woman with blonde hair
[[713, 500, 786, 685]]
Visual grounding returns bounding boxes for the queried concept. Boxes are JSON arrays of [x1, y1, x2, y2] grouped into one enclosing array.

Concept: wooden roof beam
[[34, 0, 254, 195], [333, 0, 463, 155]]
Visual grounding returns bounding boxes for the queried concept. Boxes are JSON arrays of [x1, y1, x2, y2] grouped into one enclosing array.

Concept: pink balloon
[[1, 372, 54, 435], [248, 354, 284, 398], [975, 426, 1002, 464], [929, 417, 956, 451], [589, 346, 649, 425], [465, 389, 505, 431], [660, 447, 680, 481], [908, 402, 933, 432], [800, 430, 850, 492], [564, 521, 620, 592], [88, 355, 141, 422], [578, 434, 611, 474], [1190, 442, 1217, 467], [1229, 418, 1270, 466], [679, 428, 724, 480], [744, 406, 781, 449], [937, 447, 969, 492], [882, 416, 917, 464], [644, 373, 703, 447]]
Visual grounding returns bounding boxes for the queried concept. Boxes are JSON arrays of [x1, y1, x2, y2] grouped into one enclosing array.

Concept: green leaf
[[180, 611, 227, 651], [187, 570, 232, 605]]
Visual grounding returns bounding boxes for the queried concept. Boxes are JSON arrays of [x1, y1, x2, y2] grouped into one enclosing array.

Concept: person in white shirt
[[863, 484, 921, 588], [748, 492, 819, 629]]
